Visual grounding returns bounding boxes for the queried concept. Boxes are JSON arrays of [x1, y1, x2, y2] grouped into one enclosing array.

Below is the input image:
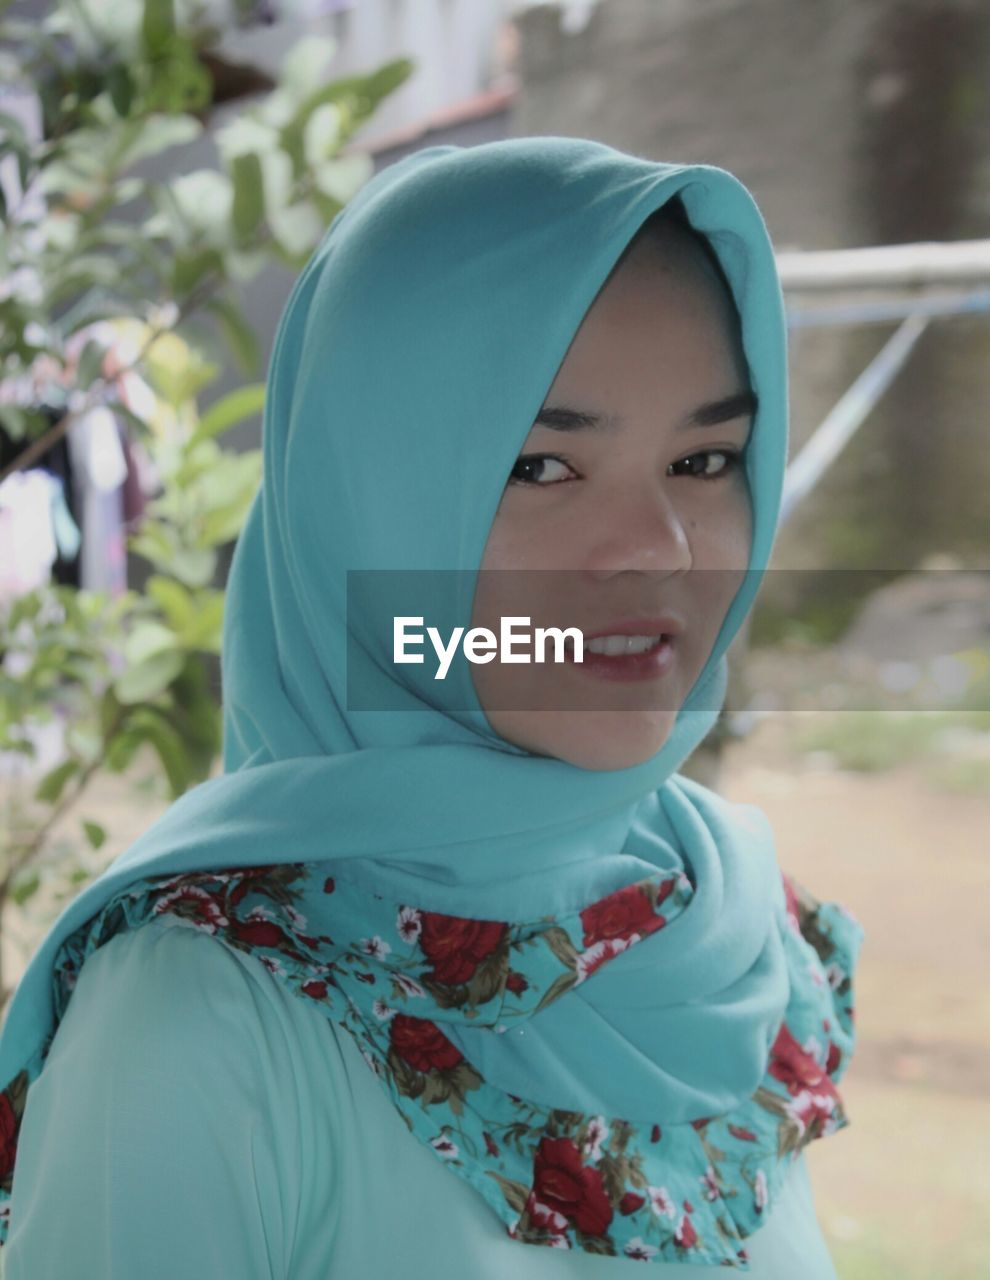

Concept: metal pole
[[779, 312, 931, 528]]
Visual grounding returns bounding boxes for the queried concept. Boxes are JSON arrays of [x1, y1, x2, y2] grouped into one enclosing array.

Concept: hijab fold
[[0, 137, 864, 1268]]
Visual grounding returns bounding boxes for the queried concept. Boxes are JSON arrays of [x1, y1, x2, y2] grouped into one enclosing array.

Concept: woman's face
[[470, 224, 755, 771]]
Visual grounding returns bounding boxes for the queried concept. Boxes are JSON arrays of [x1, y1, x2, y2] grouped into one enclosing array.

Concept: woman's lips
[[562, 635, 675, 683]]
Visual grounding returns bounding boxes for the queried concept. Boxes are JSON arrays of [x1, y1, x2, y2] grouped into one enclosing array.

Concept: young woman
[[0, 136, 863, 1277]]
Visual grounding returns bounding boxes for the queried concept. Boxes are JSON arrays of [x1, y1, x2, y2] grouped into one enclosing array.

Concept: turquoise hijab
[[0, 138, 862, 1266]]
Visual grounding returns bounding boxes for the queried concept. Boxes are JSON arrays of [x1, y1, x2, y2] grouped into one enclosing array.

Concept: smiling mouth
[[560, 633, 676, 683], [563, 634, 670, 657]]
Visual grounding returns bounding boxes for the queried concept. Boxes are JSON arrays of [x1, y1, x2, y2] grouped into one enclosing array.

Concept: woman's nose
[[581, 485, 693, 576]]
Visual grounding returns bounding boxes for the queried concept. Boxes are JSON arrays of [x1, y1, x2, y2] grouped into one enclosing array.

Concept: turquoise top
[[4, 915, 839, 1278]]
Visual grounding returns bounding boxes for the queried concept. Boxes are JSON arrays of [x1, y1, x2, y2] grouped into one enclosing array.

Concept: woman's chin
[[490, 708, 678, 771]]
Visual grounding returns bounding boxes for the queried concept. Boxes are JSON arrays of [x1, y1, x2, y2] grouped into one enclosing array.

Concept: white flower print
[[624, 1237, 659, 1260], [358, 1045, 383, 1077], [393, 972, 425, 999], [826, 961, 845, 990], [529, 1200, 569, 1235], [754, 1168, 769, 1213], [285, 905, 308, 932], [648, 1185, 676, 1219], [429, 1133, 458, 1160], [396, 905, 422, 944], [575, 936, 634, 983], [700, 1165, 721, 1201], [259, 955, 284, 976], [372, 999, 396, 1021], [359, 934, 391, 959], [803, 1032, 827, 1068], [151, 885, 228, 932], [786, 1087, 836, 1138], [582, 1115, 607, 1162]]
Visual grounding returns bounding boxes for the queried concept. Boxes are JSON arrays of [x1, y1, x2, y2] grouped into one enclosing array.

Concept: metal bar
[[787, 287, 990, 329], [776, 238, 990, 289], [778, 312, 931, 527]]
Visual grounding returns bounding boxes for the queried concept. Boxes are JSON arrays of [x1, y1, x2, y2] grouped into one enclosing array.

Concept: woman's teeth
[[584, 634, 665, 656]]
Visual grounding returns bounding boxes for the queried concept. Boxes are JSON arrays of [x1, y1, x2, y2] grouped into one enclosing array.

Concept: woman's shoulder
[[58, 913, 350, 1098], [4, 916, 343, 1278]]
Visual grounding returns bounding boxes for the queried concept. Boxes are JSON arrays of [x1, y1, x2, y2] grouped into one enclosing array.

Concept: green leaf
[[532, 968, 578, 1016], [230, 151, 264, 242], [105, 728, 143, 772], [75, 337, 108, 390], [121, 114, 202, 168], [123, 620, 179, 667], [34, 758, 80, 804], [280, 34, 339, 100], [0, 109, 32, 193], [268, 198, 324, 258], [107, 64, 135, 116], [176, 590, 224, 649], [82, 819, 107, 850], [145, 575, 196, 632], [10, 872, 41, 906], [312, 152, 372, 203], [485, 1171, 530, 1216], [206, 296, 259, 377], [168, 659, 222, 777], [161, 547, 216, 588], [171, 247, 224, 300], [113, 648, 185, 704], [541, 924, 579, 968], [192, 383, 264, 444], [142, 0, 175, 57], [129, 706, 191, 797]]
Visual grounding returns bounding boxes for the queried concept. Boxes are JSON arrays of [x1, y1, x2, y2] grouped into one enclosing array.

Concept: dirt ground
[[3, 717, 988, 1278], [720, 718, 990, 1280]]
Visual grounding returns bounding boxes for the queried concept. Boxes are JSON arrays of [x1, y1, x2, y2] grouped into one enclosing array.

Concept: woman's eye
[[669, 449, 743, 481], [507, 449, 744, 488], [506, 453, 575, 487]]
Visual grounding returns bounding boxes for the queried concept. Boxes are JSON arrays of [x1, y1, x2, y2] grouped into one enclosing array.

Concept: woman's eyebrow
[[532, 389, 758, 434]]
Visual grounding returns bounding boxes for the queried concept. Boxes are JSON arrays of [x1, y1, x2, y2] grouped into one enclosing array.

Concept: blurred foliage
[[0, 0, 412, 1003]]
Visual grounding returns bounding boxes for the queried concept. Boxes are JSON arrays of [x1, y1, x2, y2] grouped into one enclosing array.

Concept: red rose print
[[676, 1211, 698, 1249], [228, 918, 287, 949], [650, 1124, 662, 1143], [826, 1041, 842, 1075], [483, 1131, 500, 1157], [619, 1192, 645, 1215], [417, 911, 507, 986], [323, 877, 335, 894], [531, 1136, 614, 1237], [506, 970, 528, 995], [227, 865, 282, 908], [768, 1022, 833, 1095], [727, 1124, 758, 1142], [302, 979, 327, 999], [579, 879, 673, 949], [389, 1014, 464, 1073], [0, 1093, 18, 1179]]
